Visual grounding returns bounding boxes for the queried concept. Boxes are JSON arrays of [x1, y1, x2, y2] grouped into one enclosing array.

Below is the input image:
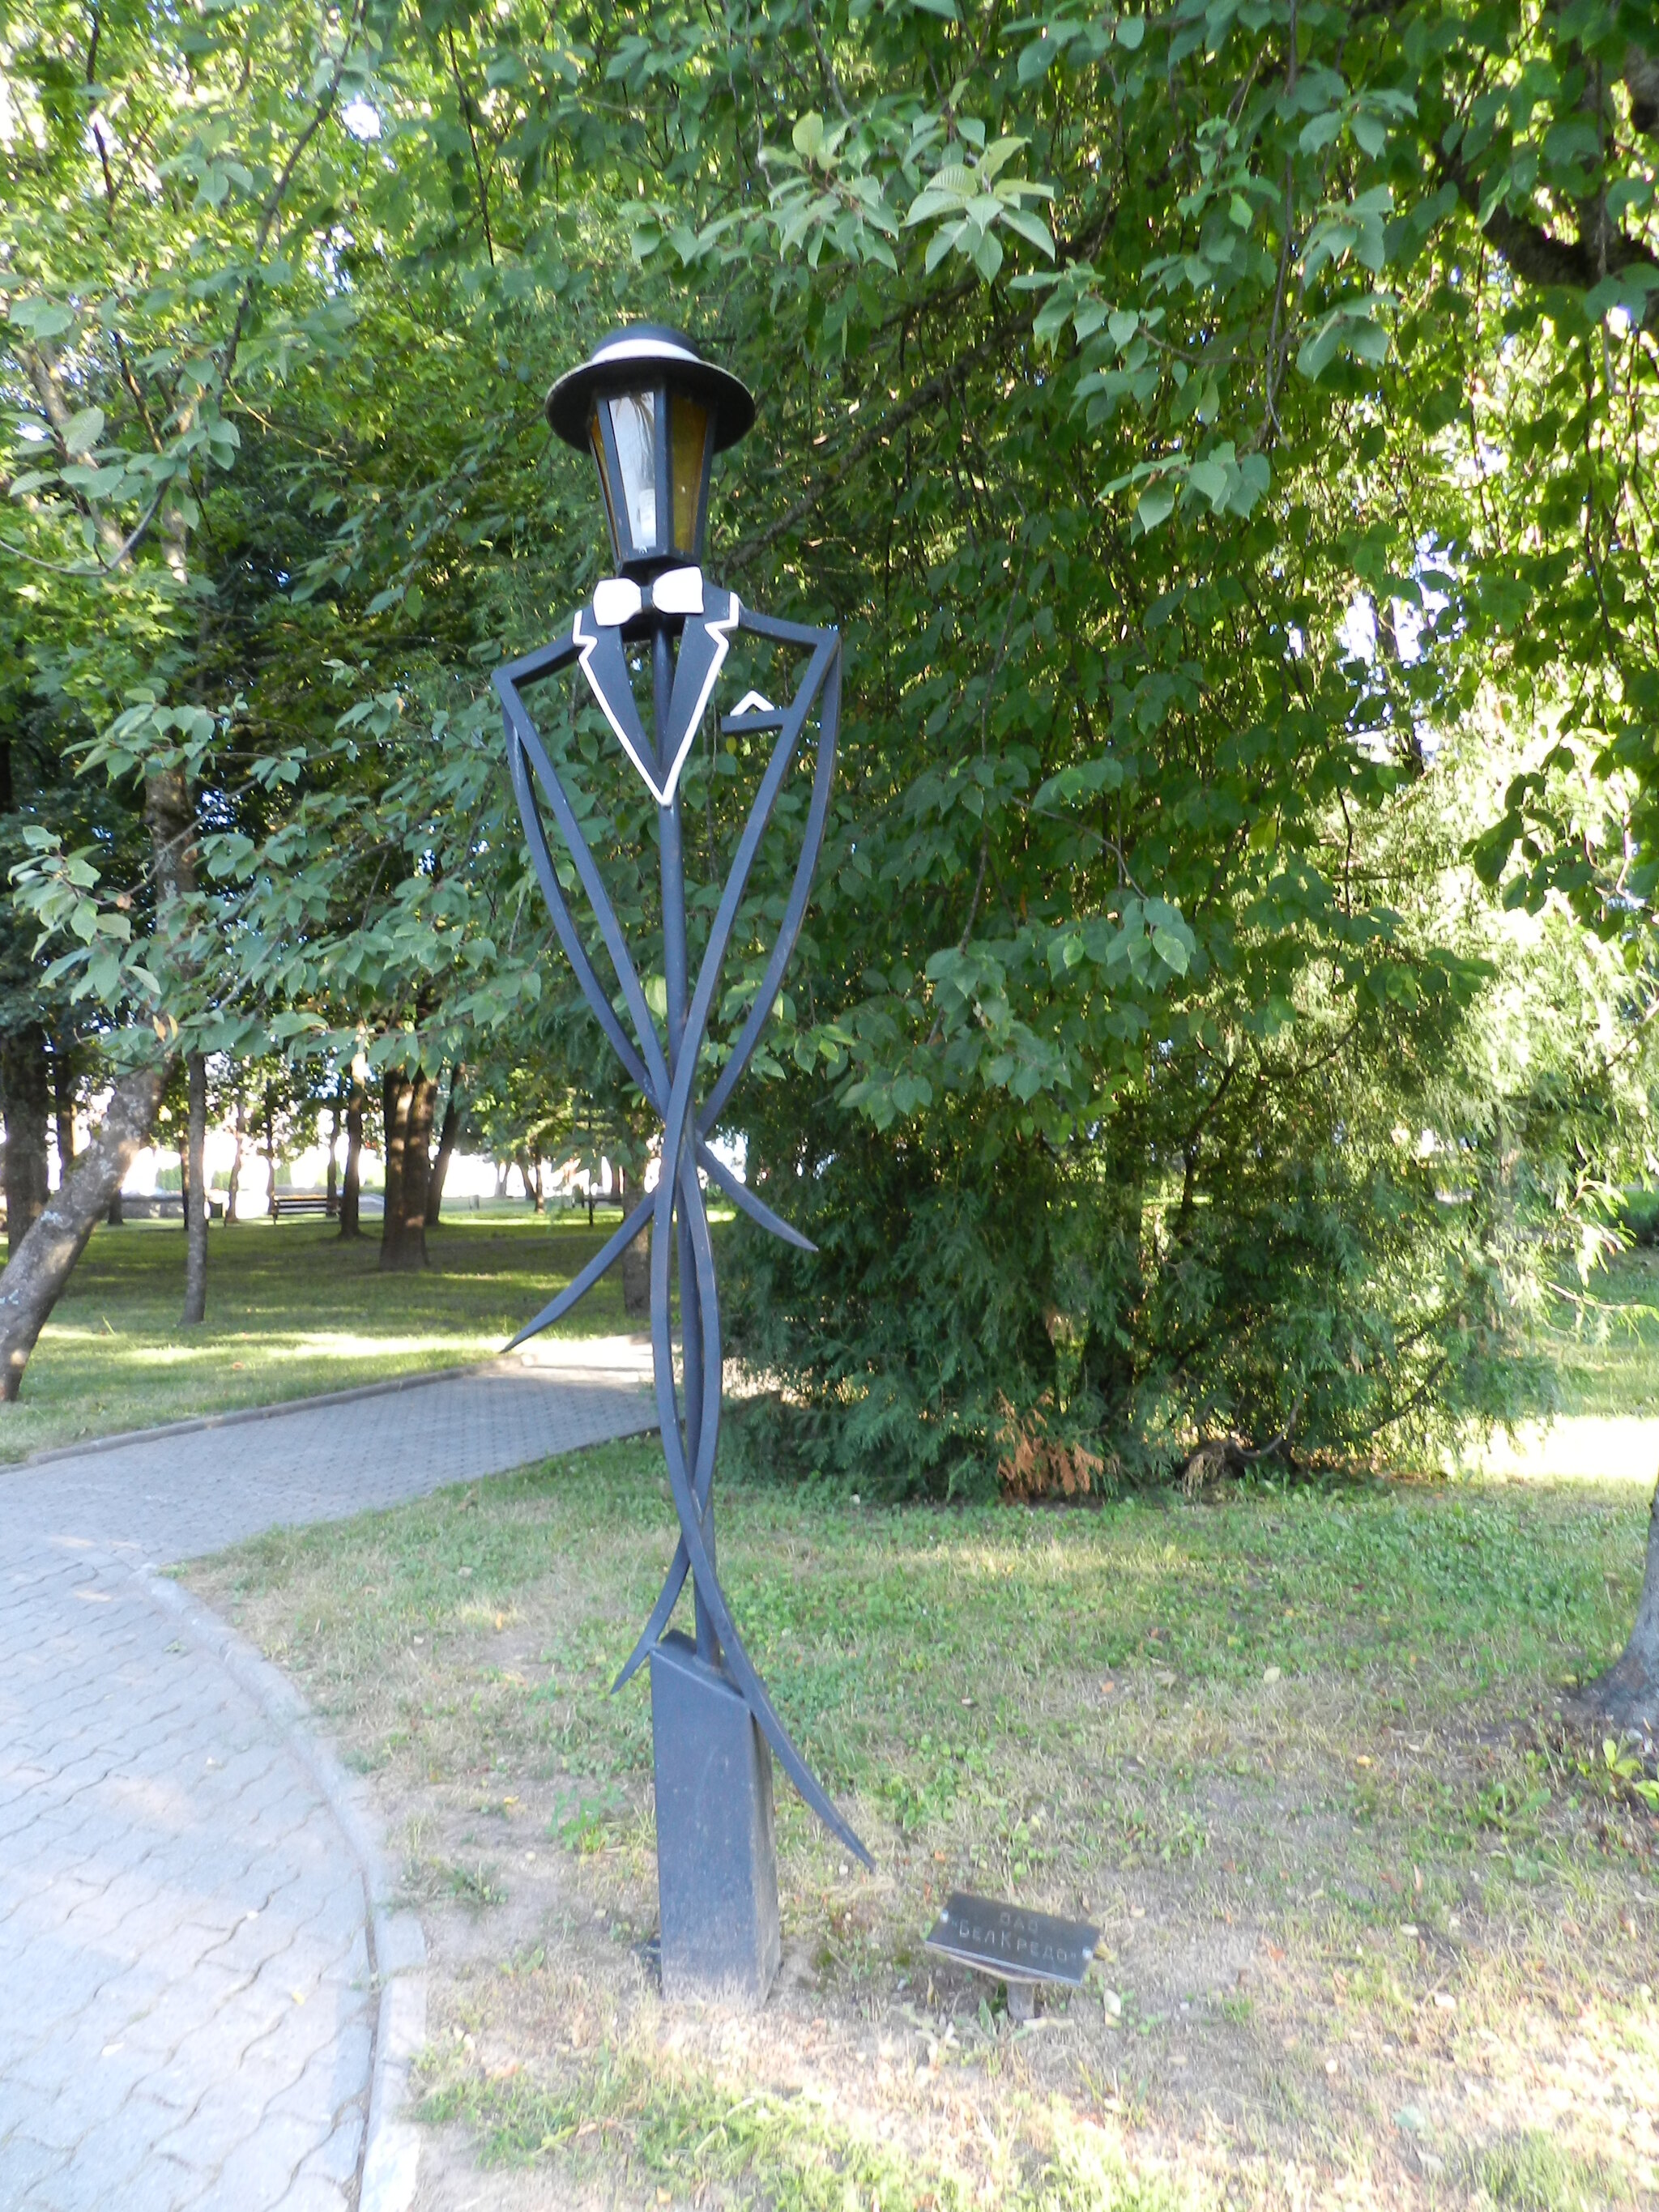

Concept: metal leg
[[497, 611, 870, 1875], [655, 625, 718, 1666]]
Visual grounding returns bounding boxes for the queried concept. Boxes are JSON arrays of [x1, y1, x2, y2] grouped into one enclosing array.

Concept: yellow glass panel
[[670, 394, 710, 555]]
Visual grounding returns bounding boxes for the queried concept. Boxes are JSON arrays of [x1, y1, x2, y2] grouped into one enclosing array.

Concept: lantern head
[[546, 325, 755, 578]]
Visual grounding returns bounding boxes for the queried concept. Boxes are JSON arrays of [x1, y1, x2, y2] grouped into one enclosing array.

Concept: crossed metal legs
[[492, 601, 872, 1992]]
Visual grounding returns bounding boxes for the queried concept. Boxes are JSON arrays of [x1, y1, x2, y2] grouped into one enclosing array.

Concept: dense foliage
[[2, 0, 1657, 1479]]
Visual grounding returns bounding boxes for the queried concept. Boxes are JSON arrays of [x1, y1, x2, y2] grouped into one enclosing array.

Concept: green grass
[[0, 1208, 643, 1464], [190, 1439, 1659, 2212], [24, 1202, 1658, 2201]]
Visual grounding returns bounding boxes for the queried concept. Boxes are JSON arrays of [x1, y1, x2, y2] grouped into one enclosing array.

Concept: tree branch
[[1439, 145, 1659, 330]]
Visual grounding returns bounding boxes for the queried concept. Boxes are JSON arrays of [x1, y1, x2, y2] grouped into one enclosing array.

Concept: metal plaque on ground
[[924, 1891, 1099, 1988]]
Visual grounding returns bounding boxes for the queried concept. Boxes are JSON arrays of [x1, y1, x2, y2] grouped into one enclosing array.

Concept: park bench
[[271, 1191, 335, 1221]]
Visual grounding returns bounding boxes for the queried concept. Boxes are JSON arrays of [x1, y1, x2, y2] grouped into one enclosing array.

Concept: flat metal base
[[649, 1631, 780, 2007]]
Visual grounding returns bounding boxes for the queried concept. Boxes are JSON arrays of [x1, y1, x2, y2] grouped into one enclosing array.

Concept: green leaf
[[1150, 927, 1190, 974], [1187, 458, 1229, 508], [1137, 482, 1175, 530], [1000, 206, 1056, 258], [62, 407, 106, 457], [9, 298, 74, 339], [1297, 313, 1343, 381]]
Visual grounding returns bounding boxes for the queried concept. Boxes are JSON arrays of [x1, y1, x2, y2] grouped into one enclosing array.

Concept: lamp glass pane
[[669, 394, 710, 555], [607, 392, 658, 553], [588, 411, 621, 559]]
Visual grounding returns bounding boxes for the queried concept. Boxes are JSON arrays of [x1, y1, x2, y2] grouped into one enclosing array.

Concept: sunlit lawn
[[192, 1441, 1659, 2212], [0, 1208, 641, 1464], [23, 1191, 1659, 2205]]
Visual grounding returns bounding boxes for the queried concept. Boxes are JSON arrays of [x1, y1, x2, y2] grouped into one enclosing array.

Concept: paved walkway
[[1, 1342, 655, 2212]]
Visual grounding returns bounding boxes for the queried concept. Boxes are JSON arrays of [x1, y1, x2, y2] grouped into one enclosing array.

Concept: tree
[[0, 0, 387, 1395]]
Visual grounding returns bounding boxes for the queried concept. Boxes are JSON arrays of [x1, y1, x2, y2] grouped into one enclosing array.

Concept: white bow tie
[[592, 566, 704, 627]]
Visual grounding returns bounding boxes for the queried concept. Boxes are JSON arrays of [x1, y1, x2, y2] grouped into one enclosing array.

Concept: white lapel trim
[[573, 607, 662, 799], [573, 597, 742, 809], [662, 595, 740, 808]]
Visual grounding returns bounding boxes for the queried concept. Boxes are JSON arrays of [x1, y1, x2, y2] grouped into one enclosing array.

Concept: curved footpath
[[0, 1341, 655, 2212]]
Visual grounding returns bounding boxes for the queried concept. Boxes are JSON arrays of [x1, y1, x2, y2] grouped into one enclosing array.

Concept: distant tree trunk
[[0, 1060, 173, 1399], [264, 1084, 277, 1217], [1577, 1477, 1659, 1737], [382, 1075, 407, 1246], [326, 1095, 341, 1218], [339, 1061, 365, 1239], [493, 1157, 510, 1200], [181, 1051, 208, 1323], [380, 1070, 436, 1270], [425, 1080, 461, 1227], [106, 1190, 123, 1225], [51, 1038, 75, 1186], [2, 1025, 52, 1253], [622, 1220, 650, 1317], [226, 1086, 245, 1223]]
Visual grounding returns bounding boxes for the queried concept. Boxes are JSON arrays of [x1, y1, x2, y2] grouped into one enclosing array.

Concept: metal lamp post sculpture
[[493, 326, 871, 2005]]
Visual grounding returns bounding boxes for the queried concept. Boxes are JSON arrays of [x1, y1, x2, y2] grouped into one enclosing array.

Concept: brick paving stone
[[1, 1341, 653, 2208]]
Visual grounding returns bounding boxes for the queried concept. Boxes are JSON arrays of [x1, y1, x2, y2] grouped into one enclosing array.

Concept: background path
[[0, 1342, 655, 2212]]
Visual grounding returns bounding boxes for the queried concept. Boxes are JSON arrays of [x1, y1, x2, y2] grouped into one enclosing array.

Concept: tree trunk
[[0, 1060, 173, 1398], [425, 1080, 461, 1227], [181, 1049, 207, 1325], [1576, 1476, 1659, 1739], [2, 1025, 52, 1253], [264, 1084, 277, 1217], [339, 1064, 364, 1238], [52, 1037, 76, 1185], [622, 1221, 650, 1317], [380, 1070, 436, 1270], [381, 1072, 406, 1248], [106, 1191, 123, 1226], [326, 1095, 340, 1218], [227, 1087, 245, 1223]]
